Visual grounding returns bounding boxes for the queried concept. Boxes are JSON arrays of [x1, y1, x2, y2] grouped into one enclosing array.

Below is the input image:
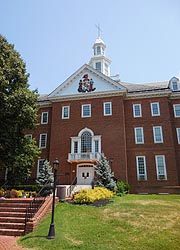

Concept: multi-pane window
[[26, 134, 32, 140], [41, 112, 48, 124], [134, 127, 144, 144], [155, 155, 167, 180], [62, 106, 70, 119], [39, 134, 47, 148], [82, 104, 91, 117], [74, 141, 78, 153], [172, 81, 178, 91], [173, 104, 180, 117], [104, 102, 112, 116], [37, 159, 45, 177], [133, 104, 142, 117], [136, 156, 147, 180], [81, 131, 92, 153], [153, 126, 163, 143], [151, 102, 160, 116], [94, 140, 99, 153], [176, 128, 180, 144]]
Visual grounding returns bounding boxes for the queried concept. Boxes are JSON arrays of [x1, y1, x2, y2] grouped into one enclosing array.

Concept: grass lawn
[[19, 194, 180, 250]]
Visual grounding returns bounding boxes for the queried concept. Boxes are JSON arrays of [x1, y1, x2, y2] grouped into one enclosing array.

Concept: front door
[[77, 165, 94, 185]]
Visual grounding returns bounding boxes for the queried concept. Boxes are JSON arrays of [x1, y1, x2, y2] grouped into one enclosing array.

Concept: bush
[[74, 187, 114, 204], [9, 189, 19, 198], [0, 188, 5, 197], [115, 181, 130, 196]]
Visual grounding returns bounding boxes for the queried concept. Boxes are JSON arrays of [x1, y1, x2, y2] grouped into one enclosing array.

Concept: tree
[[36, 160, 54, 196], [94, 155, 116, 190], [0, 35, 40, 184]]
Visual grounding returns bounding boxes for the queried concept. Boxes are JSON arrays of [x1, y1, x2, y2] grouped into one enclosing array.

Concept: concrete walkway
[[0, 236, 28, 250]]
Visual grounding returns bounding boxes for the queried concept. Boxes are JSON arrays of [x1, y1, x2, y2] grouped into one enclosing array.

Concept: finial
[[95, 24, 102, 38]]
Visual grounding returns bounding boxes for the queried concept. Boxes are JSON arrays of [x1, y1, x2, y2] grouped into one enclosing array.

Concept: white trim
[[155, 155, 167, 180], [136, 156, 147, 181], [173, 104, 180, 117], [153, 126, 163, 143], [81, 104, 91, 118], [150, 102, 160, 116], [133, 104, 142, 117], [41, 112, 48, 124], [134, 127, 144, 144], [39, 133, 47, 148], [103, 102, 112, 116], [176, 128, 180, 144], [62, 106, 70, 119]]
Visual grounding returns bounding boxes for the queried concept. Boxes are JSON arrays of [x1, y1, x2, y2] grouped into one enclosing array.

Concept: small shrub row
[[115, 181, 130, 196], [0, 188, 37, 198], [5, 185, 40, 192], [74, 187, 114, 204]]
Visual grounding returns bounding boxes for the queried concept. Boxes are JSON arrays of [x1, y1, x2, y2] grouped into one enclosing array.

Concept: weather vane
[[95, 24, 102, 38]]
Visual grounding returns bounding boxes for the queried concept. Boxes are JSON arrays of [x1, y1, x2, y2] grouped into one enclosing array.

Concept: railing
[[24, 180, 52, 235], [68, 152, 104, 161], [67, 177, 77, 197]]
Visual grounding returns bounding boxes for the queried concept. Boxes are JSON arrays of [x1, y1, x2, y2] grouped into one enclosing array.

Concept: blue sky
[[1, 0, 180, 94]]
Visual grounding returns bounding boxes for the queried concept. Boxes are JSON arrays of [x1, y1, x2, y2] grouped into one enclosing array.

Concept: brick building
[[19, 37, 180, 193]]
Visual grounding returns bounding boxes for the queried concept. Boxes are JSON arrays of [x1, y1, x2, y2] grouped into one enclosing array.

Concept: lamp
[[47, 158, 59, 239]]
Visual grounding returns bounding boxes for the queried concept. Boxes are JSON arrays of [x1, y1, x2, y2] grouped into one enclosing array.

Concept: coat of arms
[[78, 74, 96, 93]]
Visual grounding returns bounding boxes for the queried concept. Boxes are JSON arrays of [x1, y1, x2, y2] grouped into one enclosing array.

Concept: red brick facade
[[27, 74, 180, 194]]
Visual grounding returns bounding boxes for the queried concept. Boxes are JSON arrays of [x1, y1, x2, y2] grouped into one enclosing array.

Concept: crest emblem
[[78, 74, 96, 93]]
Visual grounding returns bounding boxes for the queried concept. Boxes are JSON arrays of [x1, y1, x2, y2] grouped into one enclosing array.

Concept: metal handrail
[[67, 177, 77, 197], [24, 180, 52, 234]]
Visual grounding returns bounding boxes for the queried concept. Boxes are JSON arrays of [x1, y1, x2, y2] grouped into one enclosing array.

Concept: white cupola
[[89, 37, 111, 77]]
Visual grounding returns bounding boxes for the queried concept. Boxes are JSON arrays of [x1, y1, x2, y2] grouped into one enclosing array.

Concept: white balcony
[[68, 152, 104, 162]]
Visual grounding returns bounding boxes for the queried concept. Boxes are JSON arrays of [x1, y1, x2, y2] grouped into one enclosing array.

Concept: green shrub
[[74, 187, 114, 204], [0, 188, 5, 197], [115, 181, 130, 196]]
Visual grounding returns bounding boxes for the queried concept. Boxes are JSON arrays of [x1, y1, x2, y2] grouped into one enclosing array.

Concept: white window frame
[[134, 127, 144, 144], [176, 128, 180, 144], [37, 159, 45, 177], [25, 134, 32, 140], [82, 104, 91, 118], [103, 102, 112, 116], [153, 126, 163, 143], [136, 156, 147, 181], [133, 104, 142, 118], [41, 112, 48, 124], [39, 133, 47, 148], [155, 155, 167, 180], [172, 81, 178, 91], [62, 106, 70, 119], [173, 104, 180, 117], [151, 102, 160, 116]]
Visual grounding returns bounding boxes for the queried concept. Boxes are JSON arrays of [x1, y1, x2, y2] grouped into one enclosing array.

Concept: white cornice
[[125, 90, 171, 99]]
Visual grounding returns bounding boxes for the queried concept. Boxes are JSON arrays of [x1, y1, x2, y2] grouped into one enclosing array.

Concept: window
[[176, 128, 180, 144], [62, 106, 70, 119], [151, 102, 160, 116], [136, 156, 147, 180], [153, 126, 163, 143], [81, 131, 92, 153], [155, 155, 167, 180], [37, 159, 45, 177], [82, 104, 91, 117], [74, 141, 78, 153], [173, 104, 180, 117], [41, 112, 48, 124], [25, 134, 32, 140], [134, 127, 144, 144], [97, 46, 101, 55], [172, 81, 178, 91], [104, 102, 112, 116], [94, 140, 99, 153], [95, 62, 101, 72], [39, 134, 47, 148], [133, 104, 142, 117]]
